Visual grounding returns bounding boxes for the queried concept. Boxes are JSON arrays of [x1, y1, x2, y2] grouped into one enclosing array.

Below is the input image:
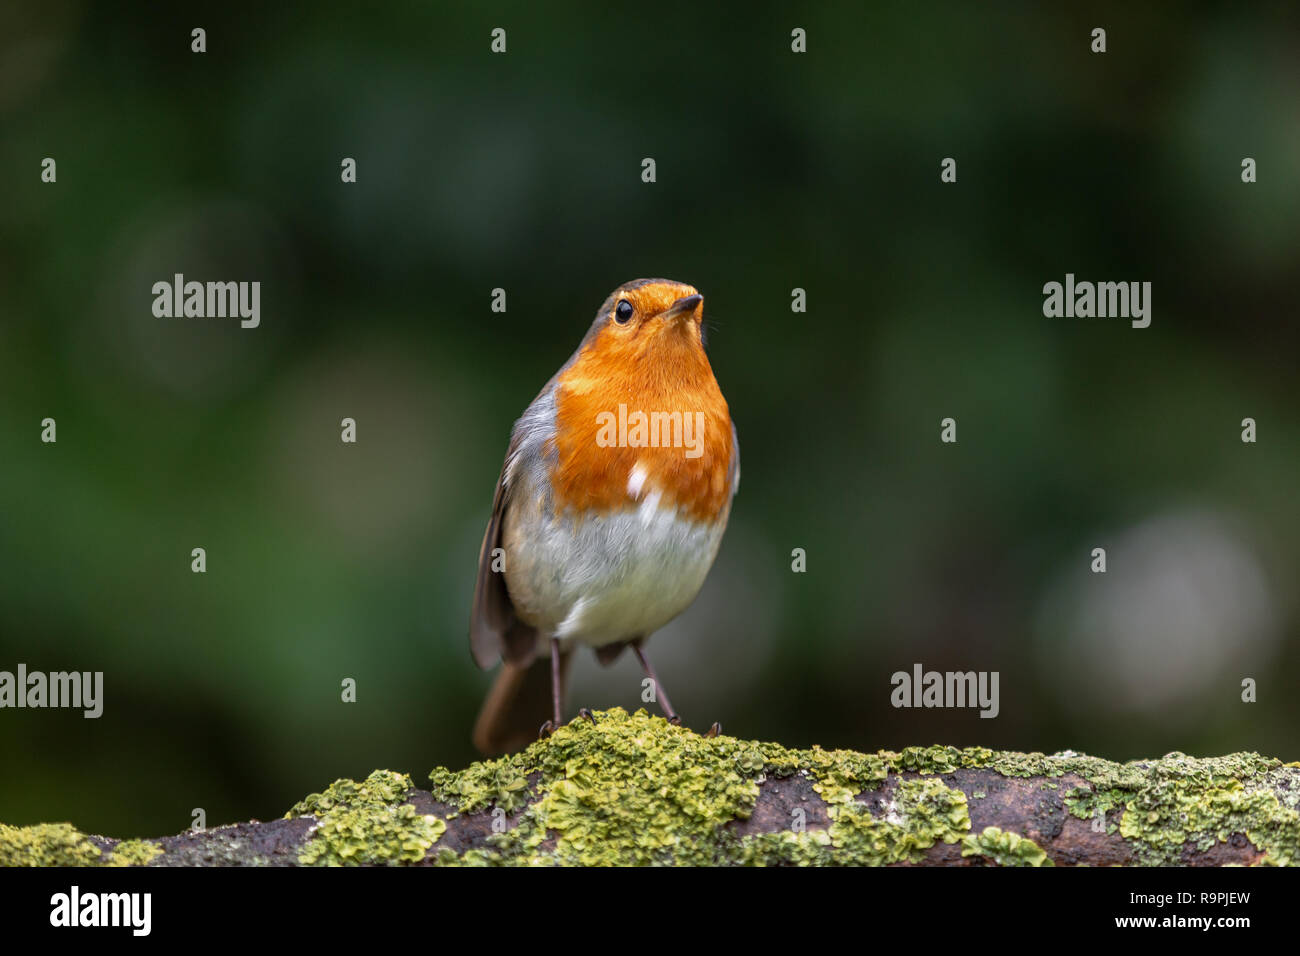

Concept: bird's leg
[[538, 637, 565, 739], [632, 643, 680, 725], [550, 636, 563, 726]]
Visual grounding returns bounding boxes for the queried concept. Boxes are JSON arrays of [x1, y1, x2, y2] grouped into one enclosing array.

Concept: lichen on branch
[[3, 708, 1298, 866]]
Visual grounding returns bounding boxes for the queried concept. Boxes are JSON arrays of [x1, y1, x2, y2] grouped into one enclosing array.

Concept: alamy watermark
[[152, 273, 260, 328], [50, 886, 150, 936], [1043, 273, 1151, 328], [891, 663, 999, 718], [595, 403, 705, 459], [0, 664, 103, 718]]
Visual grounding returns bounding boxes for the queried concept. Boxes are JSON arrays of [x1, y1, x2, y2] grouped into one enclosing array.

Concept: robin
[[469, 278, 739, 754]]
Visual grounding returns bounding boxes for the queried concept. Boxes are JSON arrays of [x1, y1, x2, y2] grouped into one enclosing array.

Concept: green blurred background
[[2, 2, 1298, 837]]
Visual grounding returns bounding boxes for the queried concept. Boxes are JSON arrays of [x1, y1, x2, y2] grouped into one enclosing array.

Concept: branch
[[4, 708, 1297, 866]]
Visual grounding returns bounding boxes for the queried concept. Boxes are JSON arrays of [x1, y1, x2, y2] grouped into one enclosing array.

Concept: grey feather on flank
[[468, 382, 560, 670]]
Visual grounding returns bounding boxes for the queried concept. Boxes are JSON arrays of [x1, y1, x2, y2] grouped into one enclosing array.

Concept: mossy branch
[[4, 708, 1298, 866]]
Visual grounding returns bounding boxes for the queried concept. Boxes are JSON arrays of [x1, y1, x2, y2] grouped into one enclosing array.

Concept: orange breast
[[549, 324, 733, 523]]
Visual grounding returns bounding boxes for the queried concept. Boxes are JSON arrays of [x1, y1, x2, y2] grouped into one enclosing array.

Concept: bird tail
[[472, 649, 571, 755]]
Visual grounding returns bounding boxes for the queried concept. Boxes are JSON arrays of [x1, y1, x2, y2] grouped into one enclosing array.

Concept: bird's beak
[[661, 294, 703, 323]]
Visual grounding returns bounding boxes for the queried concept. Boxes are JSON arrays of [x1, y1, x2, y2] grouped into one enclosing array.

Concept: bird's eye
[[614, 299, 634, 324]]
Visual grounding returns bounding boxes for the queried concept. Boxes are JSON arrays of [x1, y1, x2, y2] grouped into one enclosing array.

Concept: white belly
[[502, 493, 728, 649]]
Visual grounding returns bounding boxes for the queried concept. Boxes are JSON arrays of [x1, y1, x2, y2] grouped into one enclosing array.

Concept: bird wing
[[469, 445, 514, 668], [468, 424, 542, 669], [469, 377, 566, 670]]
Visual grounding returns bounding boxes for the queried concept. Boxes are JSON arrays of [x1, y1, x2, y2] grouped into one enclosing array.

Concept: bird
[[469, 278, 739, 754]]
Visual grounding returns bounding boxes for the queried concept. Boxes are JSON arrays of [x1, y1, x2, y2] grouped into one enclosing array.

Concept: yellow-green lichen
[[891, 746, 1297, 865], [289, 769, 447, 866], [0, 823, 103, 866], [427, 709, 971, 866], [1118, 780, 1299, 865], [105, 839, 163, 867], [429, 707, 765, 865], [0, 825, 162, 867], [799, 748, 891, 806], [299, 803, 446, 866], [1058, 752, 1300, 865], [736, 829, 834, 866], [1063, 782, 1126, 829], [962, 826, 1053, 866], [428, 761, 531, 816], [734, 775, 972, 867], [827, 778, 970, 865], [287, 769, 414, 818], [422, 711, 1299, 866], [6, 715, 1298, 867]]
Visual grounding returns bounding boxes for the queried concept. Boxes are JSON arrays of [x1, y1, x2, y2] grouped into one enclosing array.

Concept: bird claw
[[704, 722, 722, 738], [667, 715, 682, 726], [538, 720, 556, 739], [578, 708, 597, 725]]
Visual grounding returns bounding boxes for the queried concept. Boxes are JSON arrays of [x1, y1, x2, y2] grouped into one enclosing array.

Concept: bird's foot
[[667, 714, 682, 726], [577, 707, 597, 725], [704, 722, 722, 738], [538, 719, 556, 739]]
